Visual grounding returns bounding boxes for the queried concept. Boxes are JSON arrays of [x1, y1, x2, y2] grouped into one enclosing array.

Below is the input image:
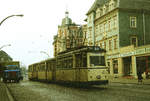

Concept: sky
[[0, 0, 94, 67]]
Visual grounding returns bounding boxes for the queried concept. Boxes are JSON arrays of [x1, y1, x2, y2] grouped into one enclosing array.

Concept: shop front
[[123, 57, 132, 76], [106, 45, 150, 78], [135, 46, 150, 79], [136, 56, 150, 79]]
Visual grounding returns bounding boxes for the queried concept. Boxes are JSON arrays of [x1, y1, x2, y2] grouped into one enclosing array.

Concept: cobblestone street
[[5, 80, 150, 101], [0, 82, 9, 101]]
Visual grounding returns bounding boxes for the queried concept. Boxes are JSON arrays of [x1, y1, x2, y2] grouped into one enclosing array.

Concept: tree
[[0, 50, 12, 61]]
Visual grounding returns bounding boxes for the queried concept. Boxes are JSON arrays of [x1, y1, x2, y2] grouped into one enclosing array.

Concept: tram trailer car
[[0, 61, 22, 83], [28, 46, 109, 85], [28, 58, 56, 81]]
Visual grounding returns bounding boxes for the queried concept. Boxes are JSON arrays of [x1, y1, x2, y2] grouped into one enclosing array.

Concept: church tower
[[61, 10, 72, 26]]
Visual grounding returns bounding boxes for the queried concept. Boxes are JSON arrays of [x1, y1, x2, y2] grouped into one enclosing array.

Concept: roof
[[87, 0, 109, 15], [61, 17, 72, 26], [57, 46, 106, 56], [86, 0, 150, 15], [119, 0, 150, 10]]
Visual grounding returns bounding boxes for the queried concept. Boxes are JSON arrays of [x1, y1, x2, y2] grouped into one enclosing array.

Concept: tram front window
[[90, 56, 105, 66]]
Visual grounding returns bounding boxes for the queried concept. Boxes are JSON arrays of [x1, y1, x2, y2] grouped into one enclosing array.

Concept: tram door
[[0, 65, 3, 78], [75, 54, 81, 82], [36, 65, 38, 80], [45, 62, 48, 81], [75, 53, 85, 82], [74, 53, 87, 82], [52, 62, 56, 81]]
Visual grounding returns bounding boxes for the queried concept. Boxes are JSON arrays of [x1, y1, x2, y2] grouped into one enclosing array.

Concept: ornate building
[[86, 0, 150, 78], [53, 11, 85, 57]]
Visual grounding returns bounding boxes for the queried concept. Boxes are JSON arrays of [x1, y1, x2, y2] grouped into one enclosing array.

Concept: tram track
[[3, 80, 150, 101], [4, 83, 16, 101]]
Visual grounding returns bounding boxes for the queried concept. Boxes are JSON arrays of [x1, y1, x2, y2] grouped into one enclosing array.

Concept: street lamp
[[40, 51, 50, 57], [0, 44, 11, 50], [0, 14, 23, 62], [0, 14, 24, 26]]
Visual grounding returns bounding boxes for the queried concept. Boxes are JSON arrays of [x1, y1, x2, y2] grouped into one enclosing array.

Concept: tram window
[[33, 67, 35, 71], [49, 63, 51, 71], [83, 56, 87, 67], [68, 59, 72, 68], [65, 60, 67, 68], [38, 67, 40, 71], [40, 66, 42, 71], [90, 56, 105, 66], [57, 61, 61, 68], [37, 66, 39, 71], [39, 67, 41, 71], [28, 67, 30, 72], [39, 66, 41, 71]]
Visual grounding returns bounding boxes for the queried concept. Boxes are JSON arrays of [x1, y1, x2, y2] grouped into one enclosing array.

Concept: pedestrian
[[137, 70, 143, 84]]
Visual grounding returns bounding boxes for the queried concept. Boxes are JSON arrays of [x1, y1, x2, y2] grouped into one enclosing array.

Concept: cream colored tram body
[[28, 46, 108, 85], [44, 58, 56, 81], [55, 46, 108, 85], [28, 63, 39, 80], [28, 58, 56, 82]]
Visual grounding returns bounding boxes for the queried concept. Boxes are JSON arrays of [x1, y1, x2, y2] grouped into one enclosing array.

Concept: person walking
[[137, 70, 143, 84]]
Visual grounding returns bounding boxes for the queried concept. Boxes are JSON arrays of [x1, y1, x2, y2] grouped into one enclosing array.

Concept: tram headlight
[[102, 70, 105, 74], [96, 75, 101, 79]]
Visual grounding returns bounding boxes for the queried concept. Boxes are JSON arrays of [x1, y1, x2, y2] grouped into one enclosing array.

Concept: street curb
[[109, 81, 150, 85], [4, 84, 15, 101]]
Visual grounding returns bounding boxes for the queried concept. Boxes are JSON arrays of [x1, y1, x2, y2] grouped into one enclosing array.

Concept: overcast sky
[[0, 0, 94, 67]]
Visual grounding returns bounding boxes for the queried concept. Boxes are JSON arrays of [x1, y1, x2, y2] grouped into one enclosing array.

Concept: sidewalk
[[0, 81, 9, 101], [109, 77, 150, 85]]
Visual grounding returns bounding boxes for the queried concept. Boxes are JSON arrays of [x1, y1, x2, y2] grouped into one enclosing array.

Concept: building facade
[[53, 11, 85, 57], [86, 0, 150, 78]]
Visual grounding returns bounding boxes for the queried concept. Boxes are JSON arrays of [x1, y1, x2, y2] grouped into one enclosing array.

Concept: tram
[[28, 46, 109, 85]]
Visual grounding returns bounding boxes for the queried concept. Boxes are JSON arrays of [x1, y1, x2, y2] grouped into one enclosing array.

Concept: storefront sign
[[107, 54, 119, 59], [146, 47, 150, 53], [107, 46, 150, 59], [135, 48, 145, 55], [120, 52, 134, 57]]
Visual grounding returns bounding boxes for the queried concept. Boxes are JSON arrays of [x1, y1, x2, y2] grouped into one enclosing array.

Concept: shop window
[[113, 59, 118, 74]]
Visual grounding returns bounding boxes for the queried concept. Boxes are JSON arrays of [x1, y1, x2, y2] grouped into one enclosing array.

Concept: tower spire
[[65, 4, 69, 18]]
